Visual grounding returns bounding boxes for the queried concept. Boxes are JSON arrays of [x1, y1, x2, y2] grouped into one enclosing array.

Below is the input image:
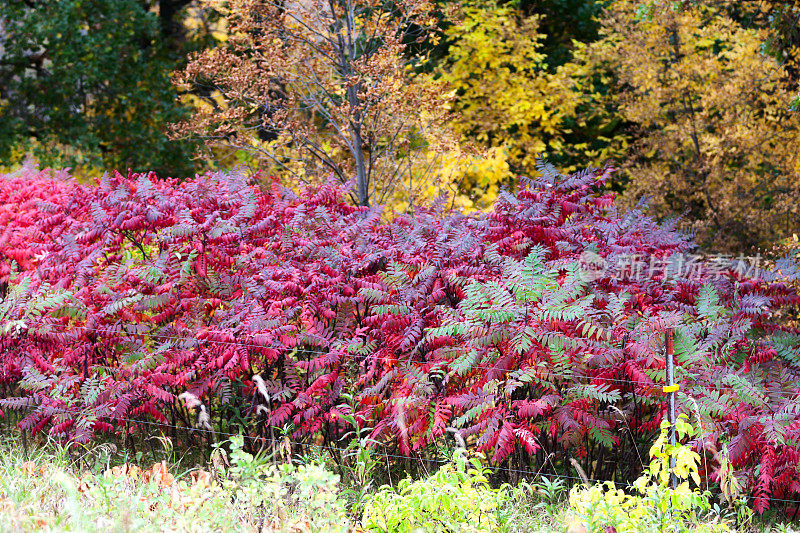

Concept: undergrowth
[[0, 431, 798, 532]]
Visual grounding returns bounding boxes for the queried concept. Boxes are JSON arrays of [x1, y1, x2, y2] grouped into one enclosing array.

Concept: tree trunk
[[349, 118, 369, 206]]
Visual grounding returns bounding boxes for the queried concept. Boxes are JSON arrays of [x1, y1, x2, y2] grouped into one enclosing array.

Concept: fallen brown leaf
[[190, 469, 213, 489], [21, 461, 36, 477], [77, 473, 91, 493]]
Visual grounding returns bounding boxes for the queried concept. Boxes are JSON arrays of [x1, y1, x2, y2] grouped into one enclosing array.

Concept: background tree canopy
[[0, 0, 212, 178]]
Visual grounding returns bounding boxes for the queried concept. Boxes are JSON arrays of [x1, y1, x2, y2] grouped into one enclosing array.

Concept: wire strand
[[11, 404, 607, 486], [8, 404, 800, 508], [7, 324, 800, 505]]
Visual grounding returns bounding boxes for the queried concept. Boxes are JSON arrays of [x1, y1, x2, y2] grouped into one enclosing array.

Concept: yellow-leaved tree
[[437, 1, 573, 178], [572, 0, 800, 251], [433, 0, 628, 197]]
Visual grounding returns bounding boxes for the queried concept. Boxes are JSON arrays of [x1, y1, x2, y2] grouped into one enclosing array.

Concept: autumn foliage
[[2, 163, 800, 512]]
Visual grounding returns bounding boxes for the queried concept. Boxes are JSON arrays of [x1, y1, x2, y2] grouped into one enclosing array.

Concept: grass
[[0, 433, 347, 532], [0, 436, 231, 532], [0, 432, 798, 533], [0, 432, 562, 533]]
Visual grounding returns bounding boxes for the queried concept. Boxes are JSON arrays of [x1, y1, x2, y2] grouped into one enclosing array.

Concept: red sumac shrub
[[1, 162, 799, 511]]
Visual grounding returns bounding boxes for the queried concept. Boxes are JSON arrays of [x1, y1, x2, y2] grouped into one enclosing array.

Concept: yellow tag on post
[[662, 384, 680, 393]]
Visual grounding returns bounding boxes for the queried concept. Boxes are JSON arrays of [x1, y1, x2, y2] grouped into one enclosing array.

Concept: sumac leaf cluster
[[1, 162, 799, 511]]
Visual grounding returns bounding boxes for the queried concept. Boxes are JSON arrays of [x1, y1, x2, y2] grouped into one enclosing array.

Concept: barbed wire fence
[[1, 326, 799, 511]]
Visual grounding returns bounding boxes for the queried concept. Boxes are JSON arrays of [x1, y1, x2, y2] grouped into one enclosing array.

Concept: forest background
[[3, 0, 800, 254]]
